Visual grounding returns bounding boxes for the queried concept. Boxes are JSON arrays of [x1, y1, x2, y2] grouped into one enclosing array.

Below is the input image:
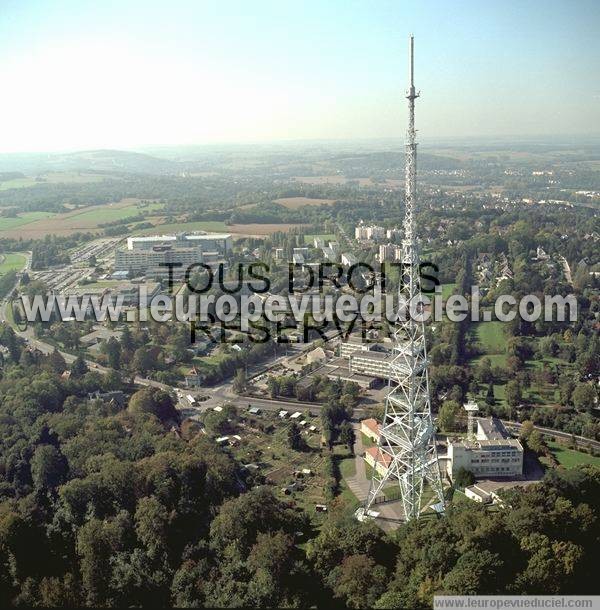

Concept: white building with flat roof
[[446, 417, 524, 480], [116, 232, 232, 277], [350, 349, 392, 379], [126, 232, 232, 253]]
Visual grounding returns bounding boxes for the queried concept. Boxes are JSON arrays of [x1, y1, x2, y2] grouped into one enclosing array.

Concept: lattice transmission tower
[[357, 36, 445, 523]]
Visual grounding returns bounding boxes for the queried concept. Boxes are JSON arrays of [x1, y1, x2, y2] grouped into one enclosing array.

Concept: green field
[[73, 201, 164, 224], [0, 200, 164, 237], [77, 280, 120, 290], [303, 233, 336, 245], [0, 212, 56, 231], [0, 178, 38, 191], [472, 320, 506, 354], [547, 441, 600, 468], [0, 172, 110, 191], [339, 456, 356, 479], [0, 253, 26, 276], [441, 283, 457, 300], [473, 353, 508, 368]]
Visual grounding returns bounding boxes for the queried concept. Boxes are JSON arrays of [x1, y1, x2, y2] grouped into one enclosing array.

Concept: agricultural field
[[274, 197, 337, 209], [293, 175, 378, 187], [0, 253, 26, 277], [0, 172, 113, 191], [0, 177, 39, 191], [0, 211, 56, 232], [227, 223, 308, 236], [0, 199, 163, 238]]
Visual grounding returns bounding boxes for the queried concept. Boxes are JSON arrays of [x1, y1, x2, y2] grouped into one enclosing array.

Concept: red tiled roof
[[361, 418, 380, 435], [366, 446, 392, 467]]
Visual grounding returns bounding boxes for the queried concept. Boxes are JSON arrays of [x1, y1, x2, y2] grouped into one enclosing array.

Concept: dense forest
[[0, 325, 598, 608]]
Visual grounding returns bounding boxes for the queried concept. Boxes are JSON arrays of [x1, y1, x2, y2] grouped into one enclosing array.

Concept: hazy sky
[[1, 0, 599, 152]]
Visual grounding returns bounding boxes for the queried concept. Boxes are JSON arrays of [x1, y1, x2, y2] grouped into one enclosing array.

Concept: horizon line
[[2, 132, 600, 158]]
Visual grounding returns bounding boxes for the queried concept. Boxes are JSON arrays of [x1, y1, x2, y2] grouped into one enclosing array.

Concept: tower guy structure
[[357, 36, 445, 522]]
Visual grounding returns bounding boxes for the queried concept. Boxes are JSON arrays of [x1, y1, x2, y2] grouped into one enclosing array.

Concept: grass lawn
[[473, 353, 508, 368], [0, 212, 56, 232], [473, 381, 507, 409], [5, 299, 17, 328], [547, 441, 600, 468], [0, 253, 26, 276], [441, 283, 457, 300], [338, 456, 356, 479], [472, 320, 506, 354], [361, 432, 376, 448]]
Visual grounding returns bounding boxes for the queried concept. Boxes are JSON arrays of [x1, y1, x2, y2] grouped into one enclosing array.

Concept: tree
[[485, 381, 495, 406], [76, 518, 121, 606], [105, 337, 121, 370], [70, 354, 88, 378], [209, 488, 301, 558], [204, 408, 234, 435], [30, 445, 68, 490], [572, 383, 596, 412], [442, 549, 503, 594], [526, 430, 547, 455], [475, 357, 493, 385], [331, 554, 386, 609], [438, 400, 462, 432], [132, 347, 153, 376], [232, 369, 246, 394], [246, 531, 302, 607], [47, 349, 67, 374], [121, 325, 134, 351], [519, 420, 535, 443], [339, 421, 355, 453], [454, 467, 475, 489], [505, 380, 523, 408], [267, 377, 280, 398], [128, 388, 177, 423], [287, 422, 302, 451], [102, 369, 123, 392], [135, 496, 169, 558]]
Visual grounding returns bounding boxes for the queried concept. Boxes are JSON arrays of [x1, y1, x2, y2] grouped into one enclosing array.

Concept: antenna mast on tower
[[357, 36, 445, 522]]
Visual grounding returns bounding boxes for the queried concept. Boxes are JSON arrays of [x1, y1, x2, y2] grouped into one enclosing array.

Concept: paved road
[[558, 255, 573, 286], [345, 423, 369, 501]]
